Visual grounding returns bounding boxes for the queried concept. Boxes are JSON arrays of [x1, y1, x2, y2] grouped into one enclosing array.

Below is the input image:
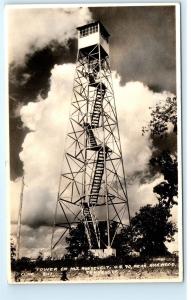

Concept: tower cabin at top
[[77, 21, 110, 57]]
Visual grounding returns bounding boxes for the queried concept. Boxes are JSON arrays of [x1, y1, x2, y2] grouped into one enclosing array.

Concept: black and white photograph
[[7, 3, 182, 283]]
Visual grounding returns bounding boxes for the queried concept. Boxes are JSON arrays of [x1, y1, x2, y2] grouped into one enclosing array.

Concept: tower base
[[90, 247, 116, 258]]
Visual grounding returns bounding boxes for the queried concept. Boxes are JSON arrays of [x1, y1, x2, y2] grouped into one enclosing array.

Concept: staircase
[[82, 202, 93, 248], [91, 83, 106, 128], [82, 202, 99, 249], [89, 147, 108, 205], [84, 123, 108, 205], [82, 81, 109, 248], [84, 123, 97, 148], [84, 82, 110, 206]]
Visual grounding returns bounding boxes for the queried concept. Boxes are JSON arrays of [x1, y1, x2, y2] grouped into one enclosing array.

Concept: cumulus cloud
[[113, 75, 174, 177], [20, 64, 74, 228], [10, 63, 176, 256], [7, 7, 92, 64], [11, 223, 52, 258]]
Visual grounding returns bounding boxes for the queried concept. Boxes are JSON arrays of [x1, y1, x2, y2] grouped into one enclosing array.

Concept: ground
[[10, 256, 180, 283]]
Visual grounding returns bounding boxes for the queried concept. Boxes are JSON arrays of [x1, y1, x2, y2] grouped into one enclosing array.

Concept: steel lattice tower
[[51, 21, 131, 258]]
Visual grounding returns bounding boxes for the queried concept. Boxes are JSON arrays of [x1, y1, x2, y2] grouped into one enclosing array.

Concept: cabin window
[[80, 24, 98, 38]]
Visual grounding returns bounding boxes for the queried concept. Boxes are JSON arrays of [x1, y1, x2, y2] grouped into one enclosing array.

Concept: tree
[[151, 151, 178, 208], [126, 96, 178, 257], [143, 96, 178, 209], [113, 226, 132, 257], [10, 238, 16, 262], [142, 96, 177, 137], [36, 250, 44, 261], [65, 221, 132, 258], [65, 223, 89, 258], [129, 204, 177, 257]]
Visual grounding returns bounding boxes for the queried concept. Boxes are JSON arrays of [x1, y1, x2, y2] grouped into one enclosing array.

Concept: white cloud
[[11, 223, 52, 258], [19, 64, 74, 228], [10, 64, 176, 256], [128, 175, 163, 215], [7, 7, 92, 63], [113, 76, 174, 177]]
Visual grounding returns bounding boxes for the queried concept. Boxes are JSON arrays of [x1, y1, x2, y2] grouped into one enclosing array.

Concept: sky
[[8, 5, 178, 258]]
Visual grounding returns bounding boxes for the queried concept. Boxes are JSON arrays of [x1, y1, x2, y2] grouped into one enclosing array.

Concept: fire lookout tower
[[51, 21, 131, 258]]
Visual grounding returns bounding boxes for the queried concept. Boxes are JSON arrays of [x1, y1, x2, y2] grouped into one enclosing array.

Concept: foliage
[[129, 204, 177, 257], [10, 238, 16, 262], [151, 151, 178, 208], [65, 221, 132, 258], [113, 226, 132, 256], [142, 96, 178, 209], [129, 96, 178, 256], [142, 97, 177, 137], [65, 223, 89, 258], [36, 251, 44, 261]]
